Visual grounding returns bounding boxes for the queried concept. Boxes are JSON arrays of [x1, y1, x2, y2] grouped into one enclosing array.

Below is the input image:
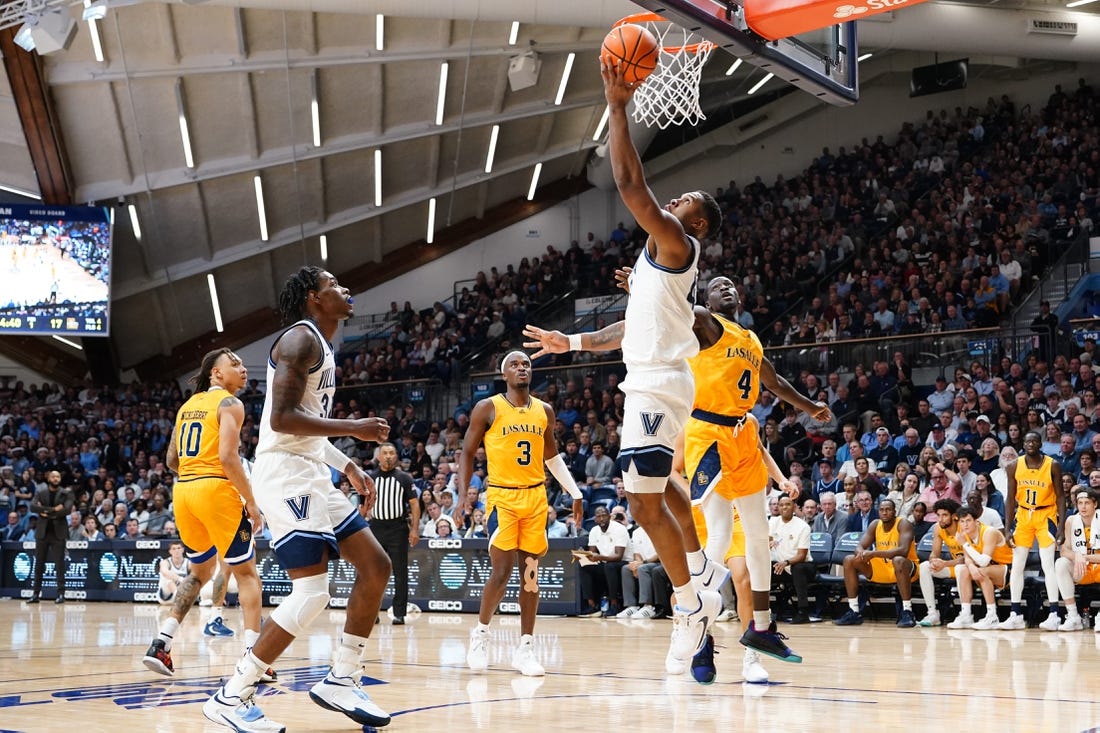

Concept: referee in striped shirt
[[368, 442, 419, 625]]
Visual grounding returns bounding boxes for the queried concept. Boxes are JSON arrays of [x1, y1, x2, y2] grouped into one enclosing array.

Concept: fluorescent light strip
[[555, 52, 576, 105], [426, 197, 436, 244], [176, 81, 195, 169], [508, 21, 520, 45], [375, 13, 384, 50], [0, 184, 41, 200], [485, 125, 500, 173], [725, 58, 743, 76], [593, 106, 610, 140], [319, 234, 328, 261], [253, 175, 268, 241], [84, 2, 104, 63], [435, 62, 448, 125], [127, 204, 141, 241], [207, 274, 224, 333], [857, 52, 873, 62], [527, 163, 542, 201], [52, 335, 82, 350], [747, 72, 774, 95], [310, 72, 321, 148], [1067, 0, 1098, 7], [374, 149, 382, 206]]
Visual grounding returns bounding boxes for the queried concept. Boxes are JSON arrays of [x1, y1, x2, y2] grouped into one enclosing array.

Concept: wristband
[[568, 333, 583, 351]]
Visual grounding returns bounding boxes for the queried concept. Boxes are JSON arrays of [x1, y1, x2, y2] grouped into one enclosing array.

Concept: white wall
[[0, 354, 52, 387]]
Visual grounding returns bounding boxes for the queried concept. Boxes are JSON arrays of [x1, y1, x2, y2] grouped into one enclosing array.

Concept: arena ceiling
[[0, 0, 1097, 384]]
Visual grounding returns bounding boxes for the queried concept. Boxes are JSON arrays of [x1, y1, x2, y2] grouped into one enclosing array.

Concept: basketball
[[601, 24, 660, 85]]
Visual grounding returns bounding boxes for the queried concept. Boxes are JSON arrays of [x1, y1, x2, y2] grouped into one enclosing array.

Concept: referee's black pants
[[370, 518, 410, 616]]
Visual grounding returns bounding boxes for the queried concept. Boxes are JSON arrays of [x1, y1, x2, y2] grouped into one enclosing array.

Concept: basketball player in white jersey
[[156, 541, 190, 604], [204, 267, 392, 733], [527, 60, 724, 675]]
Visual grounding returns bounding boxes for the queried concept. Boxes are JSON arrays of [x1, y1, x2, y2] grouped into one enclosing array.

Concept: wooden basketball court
[[0, 599, 1096, 732]]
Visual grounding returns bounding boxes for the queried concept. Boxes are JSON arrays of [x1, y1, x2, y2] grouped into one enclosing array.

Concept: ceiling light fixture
[[592, 106, 610, 141], [319, 234, 328, 261], [176, 80, 195, 168], [52, 335, 83, 350], [253, 175, 268, 241], [207, 274, 224, 333], [555, 52, 575, 105], [310, 71, 321, 148], [435, 62, 448, 125], [857, 52, 873, 62], [127, 204, 141, 241], [527, 163, 542, 201], [374, 149, 382, 206], [747, 72, 774, 95], [426, 197, 436, 244], [375, 13, 384, 50], [508, 21, 520, 45], [485, 124, 500, 173]]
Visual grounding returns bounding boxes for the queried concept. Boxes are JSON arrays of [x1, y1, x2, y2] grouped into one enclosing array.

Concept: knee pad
[[270, 574, 330, 638]]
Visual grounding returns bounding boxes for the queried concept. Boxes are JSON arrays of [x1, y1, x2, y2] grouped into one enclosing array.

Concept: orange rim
[[612, 13, 716, 55]]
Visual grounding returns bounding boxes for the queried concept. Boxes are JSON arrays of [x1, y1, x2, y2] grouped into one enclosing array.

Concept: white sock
[[686, 550, 707, 575], [902, 600, 913, 611], [476, 622, 490, 634], [960, 603, 971, 615], [848, 599, 859, 613], [753, 610, 770, 629], [984, 607, 998, 619], [243, 628, 260, 648], [158, 617, 180, 652], [1065, 603, 1079, 618], [224, 651, 266, 698], [213, 605, 225, 619], [673, 583, 697, 611], [518, 633, 534, 647]]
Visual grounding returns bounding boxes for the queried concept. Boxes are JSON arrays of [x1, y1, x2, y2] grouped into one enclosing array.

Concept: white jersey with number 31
[[621, 237, 700, 370], [255, 319, 337, 462]]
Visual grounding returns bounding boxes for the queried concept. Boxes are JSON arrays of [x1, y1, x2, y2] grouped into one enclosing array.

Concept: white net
[[627, 17, 716, 130]]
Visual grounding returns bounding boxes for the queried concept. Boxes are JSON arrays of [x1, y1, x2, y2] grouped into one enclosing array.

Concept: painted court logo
[[833, 4, 869, 17]]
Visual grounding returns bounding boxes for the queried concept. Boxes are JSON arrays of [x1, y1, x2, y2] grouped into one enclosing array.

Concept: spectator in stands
[[813, 491, 848, 543], [577, 506, 628, 618], [845, 490, 878, 533], [1, 511, 24, 541]]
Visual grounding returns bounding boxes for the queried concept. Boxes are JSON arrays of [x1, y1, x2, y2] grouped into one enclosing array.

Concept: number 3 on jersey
[[517, 440, 532, 466]]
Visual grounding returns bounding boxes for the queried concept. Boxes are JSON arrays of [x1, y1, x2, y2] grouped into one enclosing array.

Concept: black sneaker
[[26, 595, 39, 604], [834, 609, 864, 626], [55, 596, 65, 604], [142, 639, 175, 676], [791, 610, 811, 625], [392, 617, 405, 626], [740, 620, 802, 663], [690, 633, 718, 684], [896, 609, 916, 628]]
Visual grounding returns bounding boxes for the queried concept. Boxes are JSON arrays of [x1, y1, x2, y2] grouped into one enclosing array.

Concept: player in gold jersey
[[461, 350, 583, 677], [142, 348, 268, 679], [916, 498, 964, 627], [1053, 488, 1100, 631], [947, 506, 1014, 629], [1002, 430, 1064, 630]]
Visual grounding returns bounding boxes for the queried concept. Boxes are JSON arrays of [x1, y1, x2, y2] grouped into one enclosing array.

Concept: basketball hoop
[[614, 13, 716, 130]]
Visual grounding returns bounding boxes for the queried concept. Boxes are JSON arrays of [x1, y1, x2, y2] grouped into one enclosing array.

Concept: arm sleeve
[[546, 454, 583, 499], [320, 441, 351, 473], [963, 543, 992, 567]]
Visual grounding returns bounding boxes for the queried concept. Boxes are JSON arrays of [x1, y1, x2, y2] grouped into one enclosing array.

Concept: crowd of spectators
[[2, 78, 1100, 621]]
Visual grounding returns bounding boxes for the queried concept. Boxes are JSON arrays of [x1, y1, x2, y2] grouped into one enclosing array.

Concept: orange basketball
[[601, 24, 660, 85]]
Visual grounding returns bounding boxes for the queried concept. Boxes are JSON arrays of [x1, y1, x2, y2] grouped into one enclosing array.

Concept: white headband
[[500, 351, 530, 375]]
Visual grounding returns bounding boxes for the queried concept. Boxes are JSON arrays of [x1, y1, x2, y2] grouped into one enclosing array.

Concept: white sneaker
[[1038, 612, 1061, 631], [972, 614, 1000, 630], [511, 638, 545, 677], [1059, 614, 1084, 632], [666, 590, 722, 675], [742, 649, 769, 684], [716, 608, 737, 623], [692, 559, 731, 593], [203, 685, 285, 732], [309, 671, 391, 727], [998, 612, 1026, 630], [917, 611, 941, 627], [617, 605, 639, 619], [467, 627, 489, 672], [634, 605, 657, 619], [947, 612, 974, 629]]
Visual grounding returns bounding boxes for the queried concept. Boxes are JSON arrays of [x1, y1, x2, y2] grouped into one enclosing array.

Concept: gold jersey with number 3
[[483, 394, 547, 488]]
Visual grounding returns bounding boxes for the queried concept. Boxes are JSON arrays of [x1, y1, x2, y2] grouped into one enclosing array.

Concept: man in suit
[[1, 511, 25, 542], [845, 490, 879, 533], [28, 470, 73, 603]]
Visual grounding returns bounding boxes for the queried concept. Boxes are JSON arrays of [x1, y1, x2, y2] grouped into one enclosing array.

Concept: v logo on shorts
[[640, 411, 665, 436], [285, 494, 311, 521]]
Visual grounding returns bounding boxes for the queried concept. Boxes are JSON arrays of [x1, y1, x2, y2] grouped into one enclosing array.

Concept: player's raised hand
[[779, 478, 799, 499], [614, 267, 633, 293], [810, 402, 832, 423], [601, 57, 636, 108], [351, 417, 390, 443], [522, 325, 569, 359]]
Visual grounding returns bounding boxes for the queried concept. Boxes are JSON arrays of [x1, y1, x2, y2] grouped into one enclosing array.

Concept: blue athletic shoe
[[204, 617, 236, 637], [690, 633, 718, 684], [740, 620, 803, 663]]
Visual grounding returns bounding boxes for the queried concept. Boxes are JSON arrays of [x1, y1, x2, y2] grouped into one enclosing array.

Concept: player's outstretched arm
[[522, 321, 625, 359], [761, 356, 831, 422], [543, 402, 584, 528], [757, 433, 796, 497], [601, 60, 689, 264], [1004, 460, 1018, 547]]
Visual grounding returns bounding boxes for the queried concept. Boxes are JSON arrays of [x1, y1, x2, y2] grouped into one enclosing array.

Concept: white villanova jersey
[[621, 236, 701, 369], [256, 319, 337, 463]]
